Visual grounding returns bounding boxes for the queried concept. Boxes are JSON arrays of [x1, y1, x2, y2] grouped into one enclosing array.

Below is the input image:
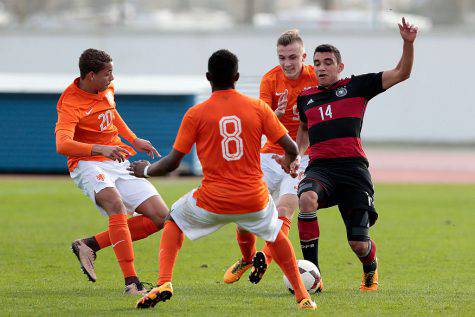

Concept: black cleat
[[249, 251, 268, 284]]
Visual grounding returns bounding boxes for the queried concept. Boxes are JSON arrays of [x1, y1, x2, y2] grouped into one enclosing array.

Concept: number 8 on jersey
[[219, 116, 243, 161]]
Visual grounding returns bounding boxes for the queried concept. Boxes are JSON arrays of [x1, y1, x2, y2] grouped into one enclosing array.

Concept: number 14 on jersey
[[318, 105, 333, 120]]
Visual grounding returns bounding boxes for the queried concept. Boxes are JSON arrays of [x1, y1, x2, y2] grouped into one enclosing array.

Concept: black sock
[[300, 239, 320, 270], [363, 259, 377, 273], [125, 276, 141, 287], [83, 237, 100, 252], [298, 211, 320, 271]]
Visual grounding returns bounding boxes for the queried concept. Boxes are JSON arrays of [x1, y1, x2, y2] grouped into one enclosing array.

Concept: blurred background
[[0, 0, 474, 180]]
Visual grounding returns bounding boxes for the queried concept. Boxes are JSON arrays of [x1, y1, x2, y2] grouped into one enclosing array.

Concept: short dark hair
[[314, 44, 342, 64], [208, 49, 238, 86], [79, 48, 113, 79]]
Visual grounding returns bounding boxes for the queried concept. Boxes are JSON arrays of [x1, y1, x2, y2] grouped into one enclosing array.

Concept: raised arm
[[382, 17, 418, 90]]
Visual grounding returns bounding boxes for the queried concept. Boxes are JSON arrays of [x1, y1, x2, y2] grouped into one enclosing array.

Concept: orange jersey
[[55, 78, 136, 171], [260, 64, 318, 155], [173, 89, 288, 214]]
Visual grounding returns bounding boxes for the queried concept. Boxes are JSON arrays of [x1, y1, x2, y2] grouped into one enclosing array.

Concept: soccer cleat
[[249, 251, 268, 284], [360, 269, 379, 291], [223, 258, 253, 284], [316, 277, 324, 293], [124, 282, 148, 295], [136, 282, 173, 309], [298, 298, 317, 310], [71, 239, 97, 282]]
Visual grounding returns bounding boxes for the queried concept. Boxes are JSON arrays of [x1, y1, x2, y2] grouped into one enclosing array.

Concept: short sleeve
[[173, 109, 197, 154], [261, 101, 288, 143], [296, 95, 307, 123], [351, 72, 386, 100], [259, 77, 275, 110]]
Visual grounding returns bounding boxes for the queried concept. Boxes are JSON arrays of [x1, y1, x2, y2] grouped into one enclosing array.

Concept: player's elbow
[[400, 71, 411, 81], [56, 141, 67, 155]]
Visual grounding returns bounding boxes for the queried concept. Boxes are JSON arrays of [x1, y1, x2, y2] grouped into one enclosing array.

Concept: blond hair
[[277, 29, 304, 47]]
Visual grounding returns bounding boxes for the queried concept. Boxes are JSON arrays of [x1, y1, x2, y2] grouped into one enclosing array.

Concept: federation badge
[[336, 87, 347, 97]]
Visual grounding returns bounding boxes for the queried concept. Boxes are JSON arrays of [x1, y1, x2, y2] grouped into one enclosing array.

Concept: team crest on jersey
[[336, 87, 347, 97], [105, 90, 115, 106]]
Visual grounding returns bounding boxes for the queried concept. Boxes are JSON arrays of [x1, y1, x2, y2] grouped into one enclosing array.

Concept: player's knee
[[103, 197, 126, 214], [299, 191, 318, 213], [348, 240, 370, 257], [276, 205, 293, 219]]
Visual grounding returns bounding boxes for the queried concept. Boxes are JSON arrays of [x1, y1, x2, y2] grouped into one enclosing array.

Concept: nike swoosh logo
[[111, 239, 125, 248], [85, 108, 93, 115]]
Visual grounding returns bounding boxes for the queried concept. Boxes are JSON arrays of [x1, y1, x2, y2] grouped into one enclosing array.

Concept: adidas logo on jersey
[[307, 99, 314, 105]]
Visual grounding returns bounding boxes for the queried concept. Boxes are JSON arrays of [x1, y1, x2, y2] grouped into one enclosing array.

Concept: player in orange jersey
[[55, 48, 169, 295], [129, 50, 316, 310], [224, 29, 322, 289]]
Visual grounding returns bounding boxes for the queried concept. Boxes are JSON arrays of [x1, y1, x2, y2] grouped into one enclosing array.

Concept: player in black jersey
[[293, 17, 418, 291]]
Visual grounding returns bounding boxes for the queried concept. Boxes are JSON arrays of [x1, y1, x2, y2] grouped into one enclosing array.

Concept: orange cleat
[[360, 269, 379, 291], [223, 258, 253, 284], [136, 282, 173, 309], [298, 298, 317, 310]]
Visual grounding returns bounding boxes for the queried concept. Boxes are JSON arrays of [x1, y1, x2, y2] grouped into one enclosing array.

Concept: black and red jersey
[[297, 72, 385, 165]]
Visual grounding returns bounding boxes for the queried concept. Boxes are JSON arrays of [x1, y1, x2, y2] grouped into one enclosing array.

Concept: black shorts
[[297, 158, 378, 227]]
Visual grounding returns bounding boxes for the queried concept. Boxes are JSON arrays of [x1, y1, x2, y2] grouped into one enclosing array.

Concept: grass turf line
[[0, 178, 474, 316]]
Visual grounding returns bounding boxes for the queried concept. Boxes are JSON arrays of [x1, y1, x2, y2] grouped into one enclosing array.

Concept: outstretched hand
[[127, 160, 151, 178], [133, 138, 160, 159], [272, 154, 299, 178], [398, 17, 418, 43]]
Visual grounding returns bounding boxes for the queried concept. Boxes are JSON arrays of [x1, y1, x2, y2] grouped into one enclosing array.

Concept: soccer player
[[292, 17, 418, 291], [55, 48, 169, 294], [128, 49, 317, 310], [224, 29, 320, 286]]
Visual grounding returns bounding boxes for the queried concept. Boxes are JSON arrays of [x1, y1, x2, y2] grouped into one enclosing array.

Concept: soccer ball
[[283, 259, 321, 294]]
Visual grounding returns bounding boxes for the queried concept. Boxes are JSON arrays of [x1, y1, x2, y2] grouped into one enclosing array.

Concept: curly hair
[[79, 48, 112, 79]]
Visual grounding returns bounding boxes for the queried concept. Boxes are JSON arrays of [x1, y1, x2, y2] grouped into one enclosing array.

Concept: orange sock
[[262, 216, 291, 264], [157, 220, 184, 285], [108, 214, 136, 278], [266, 231, 309, 302], [236, 227, 256, 263], [95, 215, 160, 249]]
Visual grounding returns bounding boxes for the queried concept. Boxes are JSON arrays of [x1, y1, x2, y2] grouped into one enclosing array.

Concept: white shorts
[[261, 153, 309, 197], [170, 190, 283, 242], [70, 160, 159, 216]]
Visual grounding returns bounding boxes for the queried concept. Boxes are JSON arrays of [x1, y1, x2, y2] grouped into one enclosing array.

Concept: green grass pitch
[[0, 177, 474, 316]]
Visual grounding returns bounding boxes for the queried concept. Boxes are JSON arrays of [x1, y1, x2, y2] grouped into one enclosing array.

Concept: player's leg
[[297, 176, 327, 270], [90, 180, 169, 250], [296, 169, 335, 292], [250, 194, 297, 283], [136, 217, 182, 309], [236, 197, 316, 310], [224, 153, 280, 283], [223, 226, 255, 284], [339, 164, 379, 291], [93, 187, 144, 293], [340, 206, 379, 291], [265, 232, 316, 309], [72, 176, 168, 286], [137, 189, 225, 309]]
